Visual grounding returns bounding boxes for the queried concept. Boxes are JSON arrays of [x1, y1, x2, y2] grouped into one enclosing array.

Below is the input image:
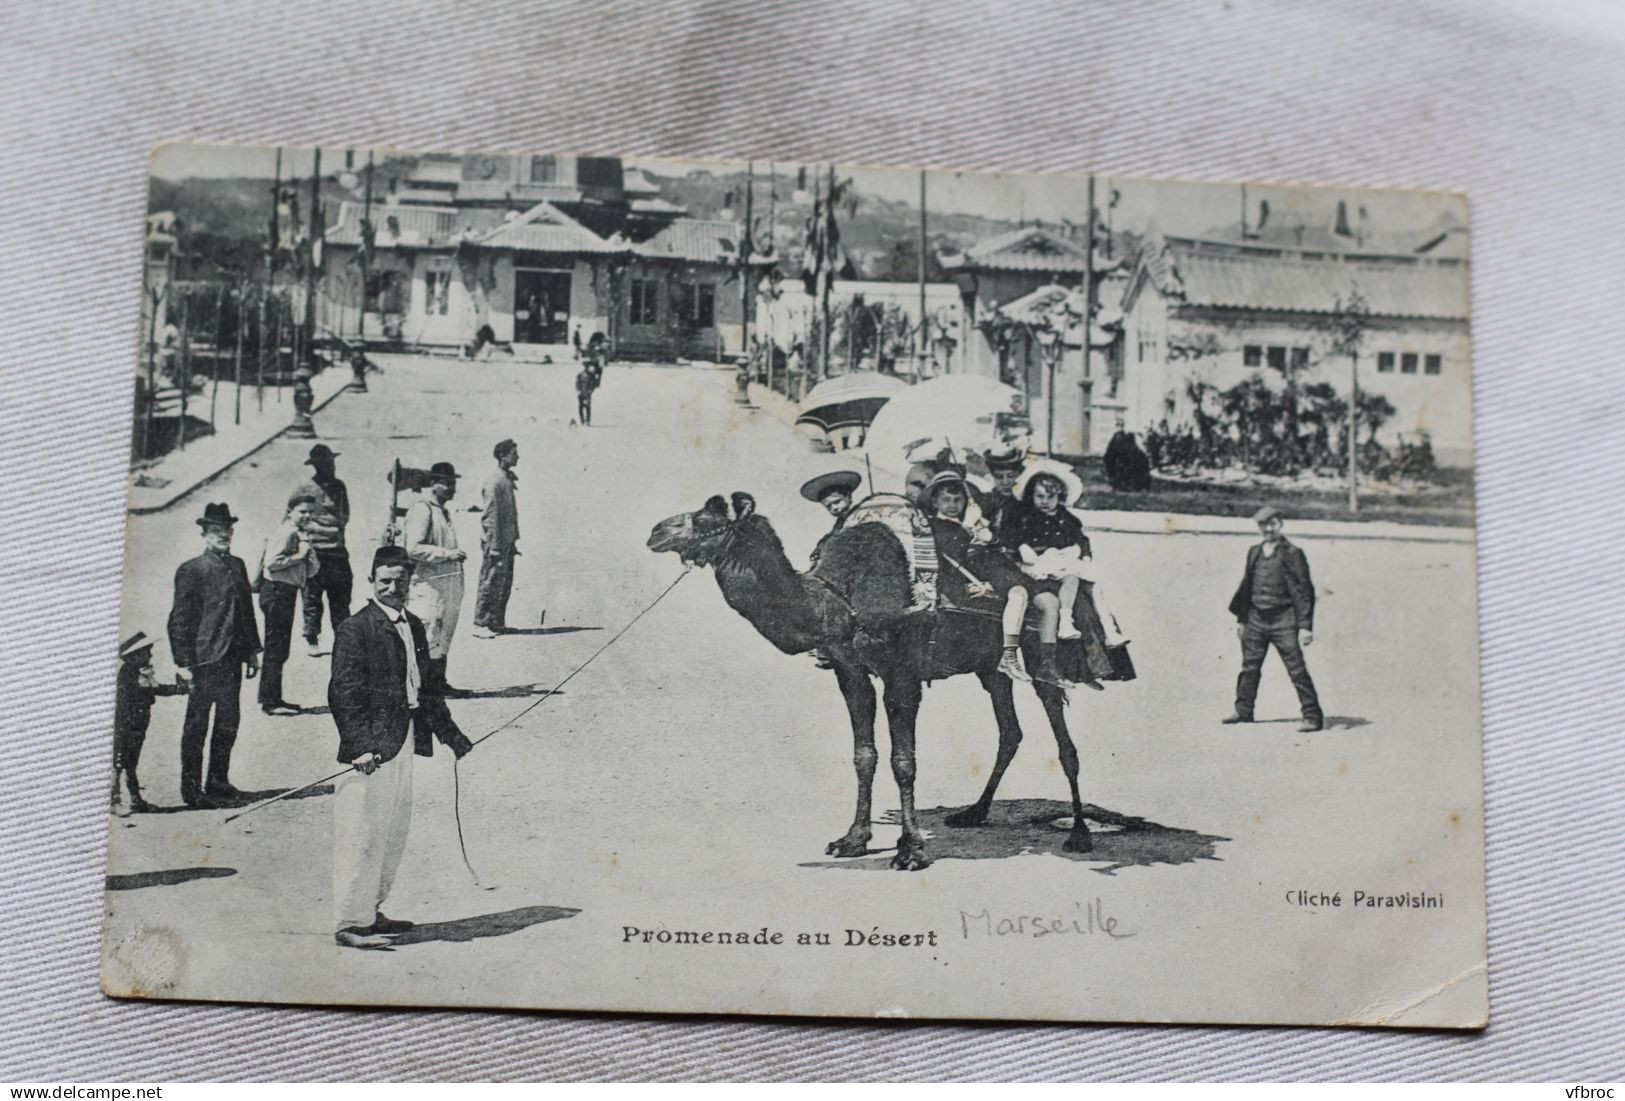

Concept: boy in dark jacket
[[112, 631, 186, 815], [1223, 506, 1323, 732]]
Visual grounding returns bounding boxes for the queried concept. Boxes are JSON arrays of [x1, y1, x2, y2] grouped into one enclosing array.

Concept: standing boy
[[472, 439, 521, 638], [403, 462, 469, 694], [1223, 505, 1323, 732], [257, 492, 321, 713], [297, 444, 353, 655], [112, 631, 186, 815]]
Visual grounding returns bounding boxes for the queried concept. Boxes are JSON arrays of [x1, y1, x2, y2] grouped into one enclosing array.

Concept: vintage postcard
[[101, 141, 1486, 1027]]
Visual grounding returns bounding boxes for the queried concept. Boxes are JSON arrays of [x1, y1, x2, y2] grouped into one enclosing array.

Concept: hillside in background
[[147, 157, 1130, 283], [146, 157, 421, 277], [642, 165, 1031, 280]]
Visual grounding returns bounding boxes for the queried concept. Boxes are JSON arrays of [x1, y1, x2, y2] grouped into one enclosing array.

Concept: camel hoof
[[1063, 828, 1094, 854], [891, 840, 931, 871], [826, 835, 870, 858], [943, 806, 988, 829]]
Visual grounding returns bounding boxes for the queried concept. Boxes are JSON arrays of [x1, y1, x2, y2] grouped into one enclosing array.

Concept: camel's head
[[648, 492, 758, 566]]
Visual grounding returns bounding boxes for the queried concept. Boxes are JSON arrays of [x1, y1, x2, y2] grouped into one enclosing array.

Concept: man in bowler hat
[[167, 502, 262, 807], [295, 443, 353, 656], [328, 545, 473, 949], [1223, 505, 1324, 732]]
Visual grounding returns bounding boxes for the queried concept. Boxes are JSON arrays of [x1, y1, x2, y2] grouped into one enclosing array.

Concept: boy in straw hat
[[111, 631, 187, 815]]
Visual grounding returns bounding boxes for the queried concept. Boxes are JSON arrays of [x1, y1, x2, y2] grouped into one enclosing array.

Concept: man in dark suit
[[1223, 505, 1324, 733], [328, 545, 473, 950], [167, 502, 262, 808]]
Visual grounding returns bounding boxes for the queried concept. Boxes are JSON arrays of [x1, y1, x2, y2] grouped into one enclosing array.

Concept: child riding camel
[[920, 469, 1038, 685], [1007, 463, 1125, 664]]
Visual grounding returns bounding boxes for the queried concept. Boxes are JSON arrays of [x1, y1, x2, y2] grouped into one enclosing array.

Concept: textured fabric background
[[2, 0, 1621, 1082]]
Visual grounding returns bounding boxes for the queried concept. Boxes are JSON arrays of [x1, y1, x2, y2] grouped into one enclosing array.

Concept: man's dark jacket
[[1228, 539, 1315, 631], [167, 550, 262, 669], [327, 601, 473, 765]]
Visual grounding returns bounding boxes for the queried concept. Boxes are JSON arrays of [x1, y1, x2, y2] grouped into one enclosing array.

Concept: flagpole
[[741, 161, 753, 362], [918, 169, 927, 379], [821, 163, 835, 380]]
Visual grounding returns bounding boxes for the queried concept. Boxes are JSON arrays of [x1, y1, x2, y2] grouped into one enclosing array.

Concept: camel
[[647, 491, 1095, 870]]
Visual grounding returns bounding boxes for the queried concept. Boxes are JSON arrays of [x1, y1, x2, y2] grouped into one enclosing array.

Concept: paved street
[[103, 355, 1486, 1025]]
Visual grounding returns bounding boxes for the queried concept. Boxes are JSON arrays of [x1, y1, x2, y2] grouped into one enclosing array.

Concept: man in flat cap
[[1223, 505, 1323, 733], [472, 439, 521, 639], [295, 443, 353, 656], [328, 545, 473, 949], [167, 502, 262, 808], [403, 462, 470, 694]]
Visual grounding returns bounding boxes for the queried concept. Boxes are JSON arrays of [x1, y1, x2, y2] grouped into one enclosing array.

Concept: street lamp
[[1033, 321, 1063, 456]]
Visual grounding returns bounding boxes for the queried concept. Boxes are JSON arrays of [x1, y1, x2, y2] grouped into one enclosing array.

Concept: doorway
[[514, 269, 571, 344]]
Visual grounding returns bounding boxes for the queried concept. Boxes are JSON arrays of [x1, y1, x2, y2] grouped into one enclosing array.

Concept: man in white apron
[[403, 462, 469, 696]]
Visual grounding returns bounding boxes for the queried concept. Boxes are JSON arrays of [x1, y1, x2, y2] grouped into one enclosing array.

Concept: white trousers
[[409, 574, 464, 659], [332, 746, 414, 931]]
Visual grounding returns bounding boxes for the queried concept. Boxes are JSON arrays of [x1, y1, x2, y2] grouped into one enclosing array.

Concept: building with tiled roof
[[939, 223, 1129, 455], [319, 154, 752, 359], [1117, 228, 1472, 464]]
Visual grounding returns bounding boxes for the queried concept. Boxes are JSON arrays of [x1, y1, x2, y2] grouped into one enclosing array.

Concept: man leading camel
[[329, 545, 473, 949]]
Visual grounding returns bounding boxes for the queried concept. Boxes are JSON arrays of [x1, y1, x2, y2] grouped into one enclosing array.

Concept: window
[[530, 155, 557, 183], [1424, 354, 1442, 375], [423, 270, 450, 316], [1266, 346, 1287, 372], [577, 157, 623, 189], [680, 283, 715, 328], [630, 279, 659, 325], [1290, 347, 1310, 372], [1377, 352, 1395, 373], [1401, 352, 1419, 374], [366, 270, 407, 314], [1243, 344, 1263, 367]]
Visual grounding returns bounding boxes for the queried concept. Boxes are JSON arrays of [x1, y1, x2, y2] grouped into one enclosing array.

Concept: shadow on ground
[[800, 798, 1228, 875], [1253, 715, 1371, 731], [139, 785, 333, 813], [457, 684, 562, 699], [107, 867, 237, 890], [387, 905, 580, 946], [494, 626, 603, 637]]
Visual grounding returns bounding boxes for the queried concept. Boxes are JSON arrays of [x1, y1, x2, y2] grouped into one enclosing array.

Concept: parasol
[[794, 371, 911, 437], [862, 375, 1040, 484]]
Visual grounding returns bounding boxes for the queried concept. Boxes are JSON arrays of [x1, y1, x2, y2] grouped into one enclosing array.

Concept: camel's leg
[[883, 678, 930, 870], [825, 662, 878, 858], [945, 670, 1024, 828], [1034, 681, 1093, 853]]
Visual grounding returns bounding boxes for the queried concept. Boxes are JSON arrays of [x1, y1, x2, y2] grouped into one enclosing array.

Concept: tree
[[1325, 289, 1372, 511], [879, 236, 947, 283]]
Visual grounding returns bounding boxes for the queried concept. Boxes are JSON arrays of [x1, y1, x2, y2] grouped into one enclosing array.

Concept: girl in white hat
[[1009, 462, 1128, 653]]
